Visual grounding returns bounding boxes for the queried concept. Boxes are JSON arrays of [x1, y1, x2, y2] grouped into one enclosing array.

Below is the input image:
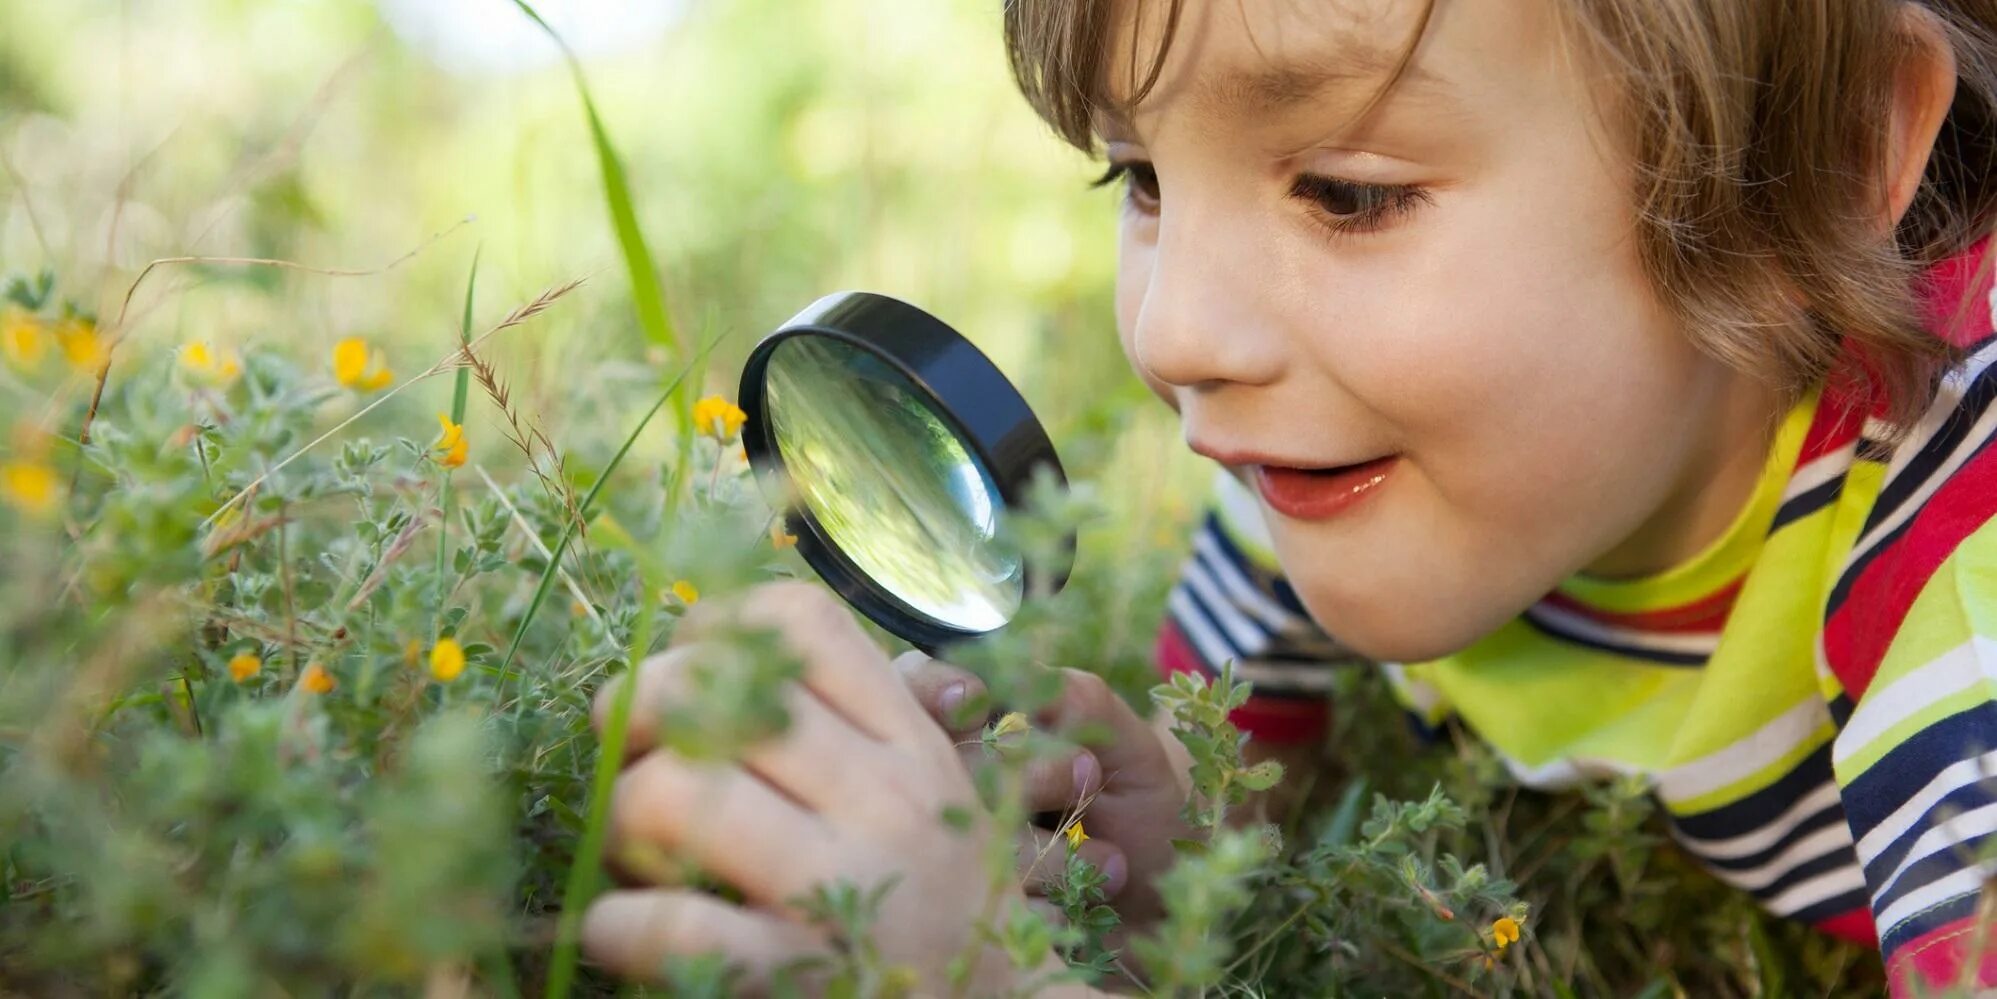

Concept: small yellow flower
[[989, 711, 1030, 739], [180, 341, 243, 385], [770, 521, 798, 549], [300, 662, 336, 694], [432, 413, 468, 469], [1063, 820, 1089, 850], [1, 459, 58, 515], [332, 337, 392, 391], [429, 638, 465, 683], [227, 652, 262, 683], [55, 317, 106, 372], [1, 308, 46, 369], [1491, 916, 1522, 953], [670, 580, 700, 605], [691, 395, 747, 440]]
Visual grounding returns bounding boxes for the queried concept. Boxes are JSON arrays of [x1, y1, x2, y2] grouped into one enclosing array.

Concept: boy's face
[[1101, 0, 1776, 660]]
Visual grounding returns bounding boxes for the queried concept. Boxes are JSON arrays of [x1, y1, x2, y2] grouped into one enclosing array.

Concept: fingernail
[[1101, 852, 1127, 895], [939, 682, 967, 718], [1073, 751, 1100, 797]]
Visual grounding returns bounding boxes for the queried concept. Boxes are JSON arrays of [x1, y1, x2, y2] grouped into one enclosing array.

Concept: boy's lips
[[1251, 457, 1399, 520]]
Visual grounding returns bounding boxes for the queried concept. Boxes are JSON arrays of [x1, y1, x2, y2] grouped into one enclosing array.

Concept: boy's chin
[[1302, 595, 1512, 665]]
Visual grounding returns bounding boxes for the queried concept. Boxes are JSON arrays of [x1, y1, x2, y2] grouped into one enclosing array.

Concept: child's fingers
[[582, 889, 830, 988], [1019, 746, 1101, 813], [611, 750, 837, 909], [891, 651, 990, 736], [737, 682, 900, 815], [590, 645, 698, 762], [1034, 668, 1181, 799], [685, 582, 927, 746], [1015, 825, 1128, 898]]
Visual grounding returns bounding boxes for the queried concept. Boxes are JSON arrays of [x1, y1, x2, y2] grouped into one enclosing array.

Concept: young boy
[[583, 0, 1997, 994]]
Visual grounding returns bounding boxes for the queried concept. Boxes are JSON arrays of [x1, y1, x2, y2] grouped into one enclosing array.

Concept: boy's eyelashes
[[1091, 159, 1432, 237]]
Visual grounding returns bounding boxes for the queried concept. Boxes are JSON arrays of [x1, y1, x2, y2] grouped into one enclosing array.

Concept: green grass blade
[[542, 591, 653, 999], [435, 247, 481, 624], [494, 331, 722, 685], [506, 0, 678, 355]]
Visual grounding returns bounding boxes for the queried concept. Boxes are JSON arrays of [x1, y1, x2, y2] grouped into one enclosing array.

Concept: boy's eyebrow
[[1093, 53, 1448, 139]]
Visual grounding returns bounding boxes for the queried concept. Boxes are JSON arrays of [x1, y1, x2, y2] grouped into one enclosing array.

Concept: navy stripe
[[1181, 554, 1272, 650], [1200, 512, 1311, 617], [1519, 610, 1709, 666], [1826, 359, 1997, 616], [1828, 693, 1856, 728], [1770, 474, 1846, 532], [1789, 888, 1874, 927], [1872, 826, 1997, 919], [1678, 800, 1847, 873], [1863, 779, 1997, 893], [1880, 886, 1980, 957], [1840, 702, 1997, 836], [1671, 743, 1838, 839], [1746, 848, 1865, 904]]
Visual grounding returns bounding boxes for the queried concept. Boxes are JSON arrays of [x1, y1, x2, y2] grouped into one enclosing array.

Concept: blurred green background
[[0, 0, 1205, 531]]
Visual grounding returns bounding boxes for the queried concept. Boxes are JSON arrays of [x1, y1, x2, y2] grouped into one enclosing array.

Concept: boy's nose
[[1129, 224, 1287, 390]]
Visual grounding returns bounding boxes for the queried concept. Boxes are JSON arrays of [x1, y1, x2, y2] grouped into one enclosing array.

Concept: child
[[583, 0, 1997, 994]]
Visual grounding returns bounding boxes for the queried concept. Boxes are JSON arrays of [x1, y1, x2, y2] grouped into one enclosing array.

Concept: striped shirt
[[1156, 239, 1997, 994]]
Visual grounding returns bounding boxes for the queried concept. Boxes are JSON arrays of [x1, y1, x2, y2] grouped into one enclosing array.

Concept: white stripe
[[1876, 800, 1997, 907], [1502, 755, 1646, 791], [1180, 558, 1268, 655], [1380, 661, 1444, 716], [1168, 587, 1234, 669], [1856, 747, 1997, 863], [1763, 862, 1868, 916], [1877, 861, 1997, 937], [1833, 637, 1997, 769], [1674, 781, 1844, 859], [1230, 659, 1341, 695], [1657, 699, 1831, 804], [1847, 339, 1997, 559], [1701, 822, 1857, 892], [1782, 443, 1856, 503], [1524, 602, 1722, 658], [1192, 530, 1306, 634]]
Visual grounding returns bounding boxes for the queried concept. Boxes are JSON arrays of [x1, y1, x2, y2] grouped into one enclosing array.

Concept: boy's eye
[[1091, 161, 1161, 215], [1288, 174, 1431, 237]]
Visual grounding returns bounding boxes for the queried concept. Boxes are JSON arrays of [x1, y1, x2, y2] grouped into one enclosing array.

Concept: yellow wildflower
[[670, 580, 700, 605], [180, 341, 243, 385], [1063, 820, 1089, 850], [990, 711, 1030, 739], [1491, 916, 1521, 953], [55, 317, 106, 372], [300, 662, 336, 695], [429, 638, 465, 683], [1, 459, 58, 515], [1, 308, 46, 368], [432, 413, 468, 469], [227, 652, 262, 683], [332, 337, 393, 391], [691, 395, 747, 440], [770, 521, 798, 549]]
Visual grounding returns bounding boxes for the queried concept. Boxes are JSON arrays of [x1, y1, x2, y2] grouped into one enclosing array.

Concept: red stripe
[[1914, 235, 1995, 349], [1796, 385, 1869, 464], [1823, 441, 1997, 697], [1812, 906, 1877, 946], [1156, 621, 1330, 744], [1888, 914, 1997, 997], [1539, 578, 1742, 634]]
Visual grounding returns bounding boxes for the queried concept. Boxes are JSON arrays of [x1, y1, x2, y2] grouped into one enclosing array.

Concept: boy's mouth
[[1252, 457, 1398, 520]]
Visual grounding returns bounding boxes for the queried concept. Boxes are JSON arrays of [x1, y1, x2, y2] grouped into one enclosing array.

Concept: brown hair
[[1003, 0, 1997, 432]]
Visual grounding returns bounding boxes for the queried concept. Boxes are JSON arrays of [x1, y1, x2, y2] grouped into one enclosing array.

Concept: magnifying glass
[[738, 291, 1073, 652]]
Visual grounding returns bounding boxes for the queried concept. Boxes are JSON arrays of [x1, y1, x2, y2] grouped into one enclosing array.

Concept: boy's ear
[[1880, 2, 1958, 231]]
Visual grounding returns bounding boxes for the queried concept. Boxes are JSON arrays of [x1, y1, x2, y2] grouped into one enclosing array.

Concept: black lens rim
[[739, 291, 1071, 652]]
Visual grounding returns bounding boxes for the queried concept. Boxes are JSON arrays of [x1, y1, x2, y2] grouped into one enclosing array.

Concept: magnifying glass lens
[[764, 335, 1024, 632]]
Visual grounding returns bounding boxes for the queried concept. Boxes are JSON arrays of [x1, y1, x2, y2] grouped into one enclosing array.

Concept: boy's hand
[[581, 583, 1054, 993], [895, 653, 1196, 934]]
